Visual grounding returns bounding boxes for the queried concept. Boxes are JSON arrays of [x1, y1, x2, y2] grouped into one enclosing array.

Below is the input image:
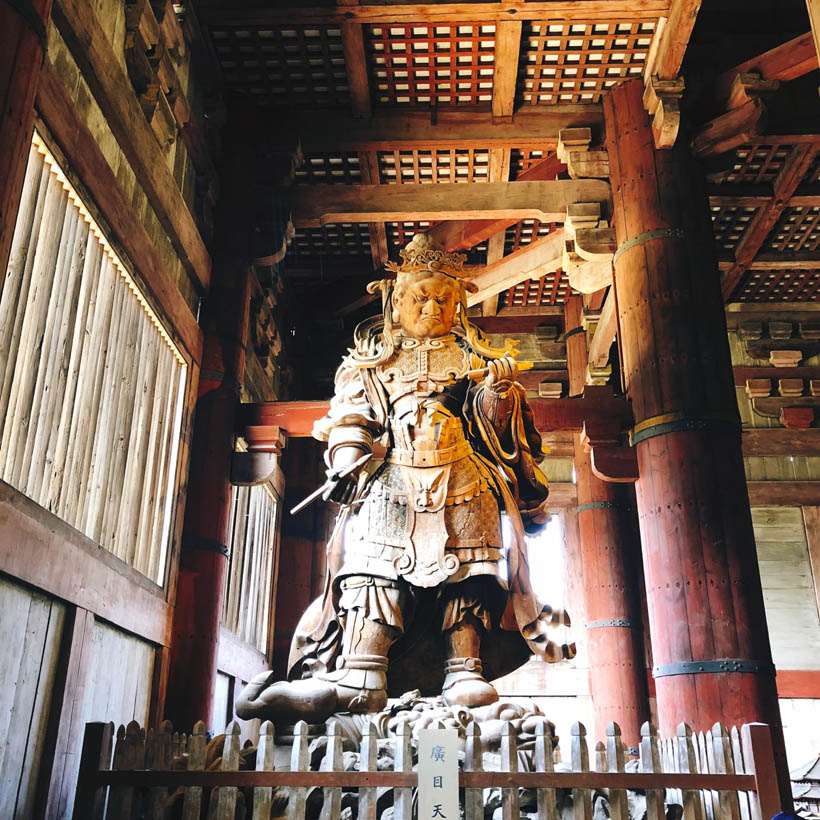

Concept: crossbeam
[[287, 180, 611, 228], [265, 107, 603, 152]]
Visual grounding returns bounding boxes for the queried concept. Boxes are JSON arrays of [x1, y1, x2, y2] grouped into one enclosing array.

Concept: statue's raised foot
[[235, 653, 389, 724]]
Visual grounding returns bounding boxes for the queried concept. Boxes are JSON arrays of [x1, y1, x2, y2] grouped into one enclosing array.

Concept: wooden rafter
[[722, 144, 820, 300], [808, 0, 820, 69], [287, 179, 610, 228], [587, 288, 617, 370], [650, 0, 701, 78], [341, 22, 372, 117], [199, 1, 672, 26], [491, 21, 522, 124], [465, 229, 565, 305], [715, 32, 818, 102]]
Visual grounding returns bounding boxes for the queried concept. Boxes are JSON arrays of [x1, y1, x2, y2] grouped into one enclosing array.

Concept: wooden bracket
[[562, 203, 615, 293], [642, 75, 685, 149], [231, 451, 280, 486], [557, 128, 610, 179], [580, 418, 639, 482]]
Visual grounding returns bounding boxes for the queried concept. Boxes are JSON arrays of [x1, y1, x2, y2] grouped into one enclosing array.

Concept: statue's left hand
[[484, 356, 518, 394], [322, 470, 359, 505]]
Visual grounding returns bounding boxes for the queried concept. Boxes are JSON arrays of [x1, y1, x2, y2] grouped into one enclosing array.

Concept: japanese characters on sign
[[418, 728, 459, 820]]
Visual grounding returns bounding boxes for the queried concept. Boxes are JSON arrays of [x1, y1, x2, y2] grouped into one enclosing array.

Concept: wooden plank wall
[[0, 577, 65, 819]]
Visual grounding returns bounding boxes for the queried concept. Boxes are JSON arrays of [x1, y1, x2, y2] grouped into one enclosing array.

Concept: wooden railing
[[72, 717, 784, 820]]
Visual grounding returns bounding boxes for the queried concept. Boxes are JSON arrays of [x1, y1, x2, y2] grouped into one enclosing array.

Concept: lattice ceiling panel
[[735, 270, 820, 302], [721, 143, 795, 185], [510, 148, 557, 179], [500, 270, 571, 307], [209, 25, 348, 105], [293, 152, 362, 184], [290, 224, 372, 259], [518, 20, 655, 105], [765, 206, 820, 254], [711, 205, 759, 255], [504, 219, 560, 254], [367, 23, 496, 106], [378, 149, 491, 183]]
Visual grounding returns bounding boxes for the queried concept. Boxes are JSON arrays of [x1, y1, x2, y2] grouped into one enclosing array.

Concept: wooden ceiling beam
[[199, 1, 671, 26], [480, 148, 513, 316], [491, 21, 522, 124], [651, 0, 701, 79], [265, 107, 603, 152], [428, 153, 568, 250], [718, 254, 820, 271], [808, 0, 820, 71], [587, 288, 617, 370], [341, 22, 373, 118], [287, 179, 610, 228], [465, 229, 565, 306], [722, 144, 820, 300]]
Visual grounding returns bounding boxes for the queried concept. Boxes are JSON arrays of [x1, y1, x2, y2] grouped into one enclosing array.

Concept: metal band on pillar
[[630, 410, 741, 446], [652, 659, 775, 678], [181, 534, 230, 557], [577, 500, 633, 513], [612, 228, 685, 266], [586, 618, 634, 629]]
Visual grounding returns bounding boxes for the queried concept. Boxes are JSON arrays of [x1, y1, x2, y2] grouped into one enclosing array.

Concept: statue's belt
[[387, 441, 472, 467]]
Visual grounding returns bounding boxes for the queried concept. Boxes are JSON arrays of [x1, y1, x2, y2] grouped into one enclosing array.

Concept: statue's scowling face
[[394, 272, 458, 340]]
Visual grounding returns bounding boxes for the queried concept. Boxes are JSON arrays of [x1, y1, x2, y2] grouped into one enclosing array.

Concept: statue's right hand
[[322, 471, 359, 505]]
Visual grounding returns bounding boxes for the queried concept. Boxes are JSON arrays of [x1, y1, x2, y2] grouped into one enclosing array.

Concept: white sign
[[417, 728, 459, 820]]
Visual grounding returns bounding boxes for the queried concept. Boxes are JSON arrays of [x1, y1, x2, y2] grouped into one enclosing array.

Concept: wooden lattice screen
[[222, 483, 281, 652], [0, 134, 187, 585]]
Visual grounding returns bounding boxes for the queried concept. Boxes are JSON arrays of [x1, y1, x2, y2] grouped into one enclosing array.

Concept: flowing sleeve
[[467, 379, 550, 531]]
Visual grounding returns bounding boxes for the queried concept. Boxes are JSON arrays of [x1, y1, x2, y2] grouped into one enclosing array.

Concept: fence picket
[[286, 721, 309, 820], [534, 722, 557, 820], [640, 722, 664, 820], [676, 723, 705, 820], [730, 726, 751, 820], [712, 724, 741, 820], [501, 722, 520, 820], [320, 721, 342, 820], [253, 721, 276, 820], [607, 723, 628, 820], [740, 723, 782, 820], [148, 720, 172, 819], [571, 722, 592, 820], [595, 741, 607, 774], [464, 722, 483, 820], [182, 721, 206, 820], [212, 721, 241, 820], [359, 722, 378, 820]]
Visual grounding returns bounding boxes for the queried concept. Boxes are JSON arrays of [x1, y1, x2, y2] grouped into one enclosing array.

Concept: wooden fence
[[73, 717, 784, 820]]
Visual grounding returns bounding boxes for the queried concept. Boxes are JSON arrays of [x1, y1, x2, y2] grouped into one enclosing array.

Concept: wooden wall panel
[[779, 698, 820, 769], [59, 620, 154, 813], [0, 577, 65, 820], [753, 507, 820, 670]]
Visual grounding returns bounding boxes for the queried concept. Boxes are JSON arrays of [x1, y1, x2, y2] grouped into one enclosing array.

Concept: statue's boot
[[318, 610, 396, 713], [441, 619, 498, 708], [234, 672, 339, 723]]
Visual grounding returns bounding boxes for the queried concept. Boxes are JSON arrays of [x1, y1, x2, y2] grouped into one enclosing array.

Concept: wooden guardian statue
[[237, 234, 574, 724]]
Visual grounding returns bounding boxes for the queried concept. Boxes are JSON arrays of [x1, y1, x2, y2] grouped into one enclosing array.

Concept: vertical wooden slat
[[108, 722, 137, 818], [731, 726, 751, 820], [676, 723, 706, 820], [253, 720, 276, 820], [740, 723, 784, 820], [320, 720, 343, 820], [71, 721, 113, 820], [182, 720, 206, 820], [640, 722, 665, 820], [607, 723, 628, 820], [213, 720, 241, 820], [149, 719, 172, 819], [501, 722, 520, 820], [359, 722, 378, 820], [571, 722, 592, 820], [464, 721, 483, 820], [711, 724, 741, 820], [534, 721, 557, 820], [286, 720, 309, 820]]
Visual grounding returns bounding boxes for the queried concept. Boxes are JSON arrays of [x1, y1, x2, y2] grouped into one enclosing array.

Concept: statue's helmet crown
[[384, 233, 478, 292]]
